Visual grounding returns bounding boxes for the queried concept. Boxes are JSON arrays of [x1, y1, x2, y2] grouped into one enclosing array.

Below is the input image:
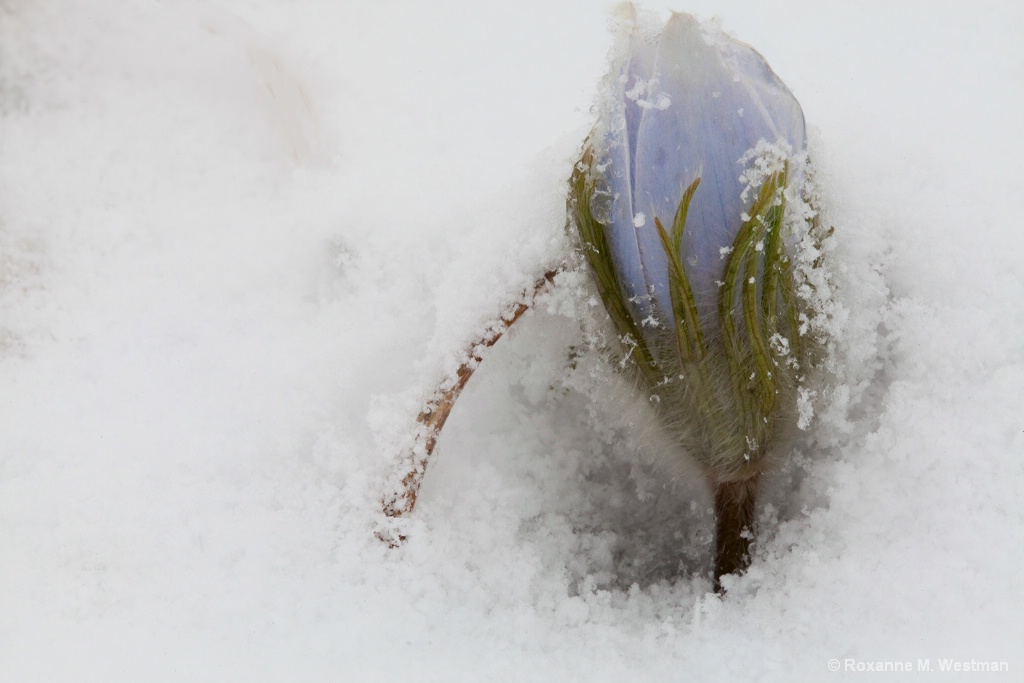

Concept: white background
[[1, 1, 1021, 680]]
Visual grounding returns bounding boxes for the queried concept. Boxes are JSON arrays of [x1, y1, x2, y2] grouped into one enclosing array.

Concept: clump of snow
[[1, 1, 1022, 681]]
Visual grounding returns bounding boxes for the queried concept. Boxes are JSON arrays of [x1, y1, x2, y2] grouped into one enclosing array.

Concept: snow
[[2, 0, 1022, 681]]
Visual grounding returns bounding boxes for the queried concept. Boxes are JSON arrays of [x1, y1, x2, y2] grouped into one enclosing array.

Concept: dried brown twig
[[379, 269, 561, 545]]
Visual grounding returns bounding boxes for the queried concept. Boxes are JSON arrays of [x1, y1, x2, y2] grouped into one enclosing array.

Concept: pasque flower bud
[[569, 7, 833, 589]]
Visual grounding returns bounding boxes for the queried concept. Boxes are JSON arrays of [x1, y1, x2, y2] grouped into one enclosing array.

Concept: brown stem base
[[713, 476, 760, 593]]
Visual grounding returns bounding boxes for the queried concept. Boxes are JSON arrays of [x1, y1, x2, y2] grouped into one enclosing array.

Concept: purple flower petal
[[600, 12, 806, 333]]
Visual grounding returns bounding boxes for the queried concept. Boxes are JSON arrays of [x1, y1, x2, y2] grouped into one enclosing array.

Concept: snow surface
[[2, 1, 1023, 681]]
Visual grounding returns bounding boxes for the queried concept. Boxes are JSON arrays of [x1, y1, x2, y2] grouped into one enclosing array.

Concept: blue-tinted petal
[[630, 13, 805, 330], [595, 19, 659, 322], [718, 38, 806, 153]]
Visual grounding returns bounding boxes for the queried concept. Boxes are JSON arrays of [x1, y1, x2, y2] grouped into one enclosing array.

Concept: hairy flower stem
[[713, 475, 760, 593]]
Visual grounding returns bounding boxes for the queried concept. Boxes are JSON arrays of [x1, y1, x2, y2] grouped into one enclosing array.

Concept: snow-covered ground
[[2, 1, 1022, 680]]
